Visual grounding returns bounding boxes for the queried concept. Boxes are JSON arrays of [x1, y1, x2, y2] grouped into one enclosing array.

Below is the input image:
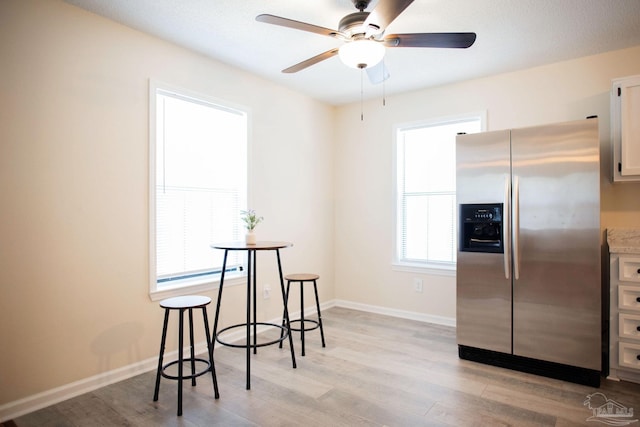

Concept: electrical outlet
[[413, 278, 423, 293], [263, 284, 271, 299]]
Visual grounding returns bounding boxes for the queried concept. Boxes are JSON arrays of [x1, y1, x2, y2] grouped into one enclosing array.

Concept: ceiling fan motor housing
[[339, 12, 370, 37]]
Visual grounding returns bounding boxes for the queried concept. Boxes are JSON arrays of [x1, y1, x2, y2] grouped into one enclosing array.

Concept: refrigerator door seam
[[503, 174, 511, 280], [513, 174, 520, 280]]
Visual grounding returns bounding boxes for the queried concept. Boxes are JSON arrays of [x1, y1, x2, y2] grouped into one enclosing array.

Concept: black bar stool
[[279, 274, 326, 356], [153, 295, 219, 416]]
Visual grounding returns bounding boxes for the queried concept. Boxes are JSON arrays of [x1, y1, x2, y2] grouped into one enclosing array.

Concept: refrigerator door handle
[[513, 175, 520, 280], [503, 174, 511, 280]]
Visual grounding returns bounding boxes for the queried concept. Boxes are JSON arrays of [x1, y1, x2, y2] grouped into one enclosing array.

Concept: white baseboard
[[333, 299, 456, 327], [0, 300, 452, 422]]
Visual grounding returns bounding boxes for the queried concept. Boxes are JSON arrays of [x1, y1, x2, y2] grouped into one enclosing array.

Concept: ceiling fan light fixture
[[338, 39, 385, 69]]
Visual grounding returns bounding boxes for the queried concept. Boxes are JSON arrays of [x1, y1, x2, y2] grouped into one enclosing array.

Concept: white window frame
[[148, 80, 250, 301], [392, 112, 486, 275]]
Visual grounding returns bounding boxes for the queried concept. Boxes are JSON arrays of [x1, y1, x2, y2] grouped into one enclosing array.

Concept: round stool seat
[[160, 295, 211, 309], [284, 273, 319, 281]]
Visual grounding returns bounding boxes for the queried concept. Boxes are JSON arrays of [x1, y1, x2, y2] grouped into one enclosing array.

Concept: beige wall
[[0, 0, 334, 410], [334, 45, 640, 324]]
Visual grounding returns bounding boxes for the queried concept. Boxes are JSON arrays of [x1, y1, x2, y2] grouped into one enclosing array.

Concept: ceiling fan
[[256, 0, 476, 83]]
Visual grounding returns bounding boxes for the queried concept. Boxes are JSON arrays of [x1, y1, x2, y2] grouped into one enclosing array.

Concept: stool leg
[[177, 308, 185, 416], [212, 250, 228, 355], [188, 308, 196, 387], [153, 309, 170, 402], [300, 281, 305, 356], [252, 250, 258, 355], [276, 250, 296, 368], [201, 306, 219, 399], [246, 250, 252, 390], [313, 280, 326, 347], [279, 280, 291, 348]]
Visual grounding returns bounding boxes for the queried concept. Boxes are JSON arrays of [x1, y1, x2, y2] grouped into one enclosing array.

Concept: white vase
[[245, 231, 256, 245]]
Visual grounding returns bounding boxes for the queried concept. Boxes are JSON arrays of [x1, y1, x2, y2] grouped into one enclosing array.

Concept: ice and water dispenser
[[459, 203, 504, 253]]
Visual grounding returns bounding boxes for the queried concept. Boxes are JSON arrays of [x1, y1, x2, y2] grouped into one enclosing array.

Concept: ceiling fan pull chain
[[360, 66, 364, 121], [383, 61, 386, 107]]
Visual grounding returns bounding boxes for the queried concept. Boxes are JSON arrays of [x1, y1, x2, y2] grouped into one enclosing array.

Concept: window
[[394, 114, 483, 272], [149, 80, 248, 299]]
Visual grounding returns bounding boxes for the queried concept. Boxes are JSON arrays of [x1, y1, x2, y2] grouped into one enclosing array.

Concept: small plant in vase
[[240, 209, 263, 245]]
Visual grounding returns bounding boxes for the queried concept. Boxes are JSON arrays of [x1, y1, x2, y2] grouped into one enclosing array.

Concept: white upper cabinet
[[612, 75, 640, 182]]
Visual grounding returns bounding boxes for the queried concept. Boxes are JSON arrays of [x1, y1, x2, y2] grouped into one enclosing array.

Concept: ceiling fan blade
[[384, 32, 477, 48], [366, 61, 391, 84], [364, 0, 414, 36], [256, 14, 342, 38], [282, 48, 340, 73]]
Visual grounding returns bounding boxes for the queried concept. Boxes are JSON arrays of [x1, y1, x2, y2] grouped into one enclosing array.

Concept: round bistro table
[[210, 241, 296, 390]]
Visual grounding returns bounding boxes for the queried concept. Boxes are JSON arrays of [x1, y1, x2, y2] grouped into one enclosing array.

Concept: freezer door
[[456, 130, 512, 353], [511, 119, 601, 370]]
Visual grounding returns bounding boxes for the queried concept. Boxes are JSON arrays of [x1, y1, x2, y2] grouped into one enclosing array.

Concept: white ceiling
[[64, 0, 640, 106]]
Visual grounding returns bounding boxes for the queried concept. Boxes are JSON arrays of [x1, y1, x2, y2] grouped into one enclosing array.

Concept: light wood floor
[[9, 307, 640, 426]]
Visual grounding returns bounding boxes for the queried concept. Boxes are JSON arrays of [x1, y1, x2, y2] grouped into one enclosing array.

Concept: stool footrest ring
[[289, 318, 320, 333], [161, 358, 211, 381], [216, 322, 290, 348]]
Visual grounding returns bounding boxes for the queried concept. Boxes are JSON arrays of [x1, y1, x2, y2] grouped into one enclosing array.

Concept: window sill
[[392, 262, 456, 277], [149, 273, 246, 301]]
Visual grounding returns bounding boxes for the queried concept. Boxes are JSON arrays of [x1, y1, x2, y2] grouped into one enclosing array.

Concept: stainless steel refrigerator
[[456, 118, 601, 386]]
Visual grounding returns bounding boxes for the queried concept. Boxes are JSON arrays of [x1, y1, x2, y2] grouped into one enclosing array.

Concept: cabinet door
[[619, 256, 640, 283], [613, 75, 640, 180], [619, 313, 640, 340], [619, 342, 640, 370], [619, 285, 640, 313], [621, 78, 640, 176]]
